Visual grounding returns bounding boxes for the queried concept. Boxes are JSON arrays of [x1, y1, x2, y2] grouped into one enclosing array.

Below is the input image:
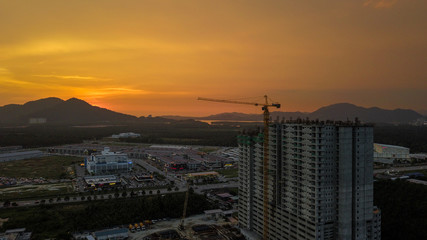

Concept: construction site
[[128, 214, 244, 240]]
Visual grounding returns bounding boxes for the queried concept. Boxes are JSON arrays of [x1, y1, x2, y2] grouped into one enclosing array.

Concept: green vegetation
[[2, 123, 427, 150], [0, 192, 216, 239], [0, 123, 241, 148], [374, 180, 427, 240], [216, 168, 238, 178], [0, 155, 81, 179], [0, 183, 73, 200]]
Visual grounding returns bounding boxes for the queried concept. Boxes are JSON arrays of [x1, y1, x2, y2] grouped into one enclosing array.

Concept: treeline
[[2, 123, 426, 151], [0, 122, 240, 148], [374, 125, 427, 153], [374, 180, 427, 240], [0, 192, 215, 239]]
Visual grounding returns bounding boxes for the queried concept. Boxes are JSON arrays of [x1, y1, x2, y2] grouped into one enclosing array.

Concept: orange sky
[[0, 0, 426, 117]]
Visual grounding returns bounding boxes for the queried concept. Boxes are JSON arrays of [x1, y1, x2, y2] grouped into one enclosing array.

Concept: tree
[[49, 198, 54, 203], [122, 191, 127, 198], [87, 196, 92, 201], [81, 196, 86, 201], [157, 189, 161, 195], [108, 195, 113, 199], [149, 190, 153, 195], [56, 197, 62, 202], [175, 186, 179, 191], [64, 196, 70, 201], [114, 192, 120, 198], [167, 186, 172, 192]]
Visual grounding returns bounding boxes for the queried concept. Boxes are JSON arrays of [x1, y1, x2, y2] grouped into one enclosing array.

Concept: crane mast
[[198, 95, 280, 240], [179, 182, 190, 231]]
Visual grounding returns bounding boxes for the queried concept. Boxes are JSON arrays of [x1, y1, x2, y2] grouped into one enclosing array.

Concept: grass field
[[216, 168, 238, 178], [0, 155, 82, 179], [0, 182, 74, 200]]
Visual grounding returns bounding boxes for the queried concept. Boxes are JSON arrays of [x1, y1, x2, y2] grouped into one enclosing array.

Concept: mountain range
[[0, 98, 424, 125], [163, 103, 425, 124]]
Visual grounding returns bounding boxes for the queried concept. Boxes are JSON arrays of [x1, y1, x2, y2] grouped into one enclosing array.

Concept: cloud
[[364, 0, 398, 8], [86, 88, 190, 97], [0, 67, 12, 76], [32, 74, 111, 81]]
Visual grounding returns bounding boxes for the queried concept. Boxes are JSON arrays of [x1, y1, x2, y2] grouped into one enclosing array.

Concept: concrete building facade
[[238, 120, 381, 240]]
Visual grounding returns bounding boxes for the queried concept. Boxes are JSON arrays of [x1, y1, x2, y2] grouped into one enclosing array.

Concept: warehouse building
[[374, 143, 410, 164]]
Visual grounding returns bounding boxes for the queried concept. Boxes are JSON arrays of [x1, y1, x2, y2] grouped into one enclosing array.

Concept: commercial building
[[374, 143, 410, 164], [146, 147, 229, 172], [238, 120, 381, 240], [85, 147, 132, 175]]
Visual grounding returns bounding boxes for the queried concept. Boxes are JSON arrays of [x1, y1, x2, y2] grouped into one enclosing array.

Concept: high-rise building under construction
[[238, 120, 381, 240]]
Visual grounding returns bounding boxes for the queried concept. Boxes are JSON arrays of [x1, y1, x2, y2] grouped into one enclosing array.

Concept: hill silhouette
[[162, 103, 424, 124], [0, 97, 137, 125], [1, 98, 424, 125]]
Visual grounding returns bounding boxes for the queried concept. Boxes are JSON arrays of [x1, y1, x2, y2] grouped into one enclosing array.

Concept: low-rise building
[[0, 228, 32, 240], [93, 228, 128, 240], [84, 175, 121, 189]]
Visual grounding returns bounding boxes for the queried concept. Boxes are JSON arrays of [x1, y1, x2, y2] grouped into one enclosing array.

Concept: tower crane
[[198, 95, 280, 239]]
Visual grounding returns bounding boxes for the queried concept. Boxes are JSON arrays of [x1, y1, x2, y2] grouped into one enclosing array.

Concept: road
[[374, 165, 427, 174], [1, 180, 238, 209]]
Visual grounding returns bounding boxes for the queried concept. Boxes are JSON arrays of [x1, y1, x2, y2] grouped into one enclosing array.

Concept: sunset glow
[[1, 0, 426, 116]]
